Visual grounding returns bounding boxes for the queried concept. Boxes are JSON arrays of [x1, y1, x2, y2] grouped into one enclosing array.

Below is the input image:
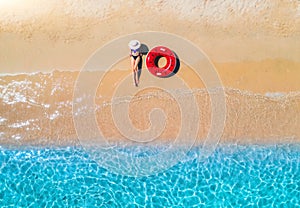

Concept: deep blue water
[[0, 144, 299, 207]]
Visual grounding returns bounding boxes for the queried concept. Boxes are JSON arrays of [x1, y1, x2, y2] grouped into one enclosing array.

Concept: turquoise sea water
[[0, 144, 299, 207]]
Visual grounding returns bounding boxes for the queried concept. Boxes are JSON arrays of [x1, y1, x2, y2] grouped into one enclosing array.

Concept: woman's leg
[[133, 56, 141, 86], [130, 56, 135, 71], [130, 56, 138, 86], [133, 56, 141, 70]]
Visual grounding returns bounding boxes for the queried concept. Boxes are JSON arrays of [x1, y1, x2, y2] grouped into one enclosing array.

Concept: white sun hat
[[128, 40, 141, 50]]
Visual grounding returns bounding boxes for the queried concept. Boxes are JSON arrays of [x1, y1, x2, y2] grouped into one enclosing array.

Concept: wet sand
[[0, 69, 299, 147]]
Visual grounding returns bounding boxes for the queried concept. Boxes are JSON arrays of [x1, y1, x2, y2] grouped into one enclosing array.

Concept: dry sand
[[1, 0, 300, 92], [0, 0, 300, 146]]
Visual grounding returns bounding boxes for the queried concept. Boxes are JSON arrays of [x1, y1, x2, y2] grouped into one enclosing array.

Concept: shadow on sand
[[135, 43, 149, 85], [162, 51, 180, 78]]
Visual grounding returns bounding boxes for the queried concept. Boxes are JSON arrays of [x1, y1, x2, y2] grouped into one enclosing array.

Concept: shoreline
[[1, 141, 300, 150], [1, 70, 300, 147]]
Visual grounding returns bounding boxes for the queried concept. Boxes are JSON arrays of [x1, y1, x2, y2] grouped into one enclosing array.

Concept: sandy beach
[[0, 0, 300, 146], [1, 0, 299, 90]]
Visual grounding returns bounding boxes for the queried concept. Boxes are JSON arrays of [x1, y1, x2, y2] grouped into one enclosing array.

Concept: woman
[[128, 40, 142, 87]]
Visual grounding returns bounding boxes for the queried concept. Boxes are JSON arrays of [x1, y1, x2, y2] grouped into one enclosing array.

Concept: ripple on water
[[0, 144, 299, 207]]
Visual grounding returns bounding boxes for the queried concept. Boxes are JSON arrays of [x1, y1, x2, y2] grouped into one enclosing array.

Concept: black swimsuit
[[131, 49, 141, 60], [131, 55, 140, 60]]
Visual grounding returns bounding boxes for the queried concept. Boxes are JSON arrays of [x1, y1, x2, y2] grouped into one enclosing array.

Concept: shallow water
[[0, 144, 299, 207]]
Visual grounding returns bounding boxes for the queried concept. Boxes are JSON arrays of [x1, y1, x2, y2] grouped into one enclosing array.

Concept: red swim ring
[[146, 46, 177, 78]]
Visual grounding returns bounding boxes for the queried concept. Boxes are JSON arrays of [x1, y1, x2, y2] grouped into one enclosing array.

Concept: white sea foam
[[8, 119, 38, 129], [35, 82, 41, 88], [12, 134, 22, 141], [25, 126, 41, 131], [51, 84, 64, 96], [49, 111, 60, 120], [58, 100, 72, 108], [0, 72, 41, 77], [8, 120, 30, 128], [43, 104, 51, 108], [264, 92, 286, 99], [74, 106, 89, 116], [7, 80, 32, 88], [0, 117, 7, 124], [0, 79, 36, 104], [2, 91, 27, 104]]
